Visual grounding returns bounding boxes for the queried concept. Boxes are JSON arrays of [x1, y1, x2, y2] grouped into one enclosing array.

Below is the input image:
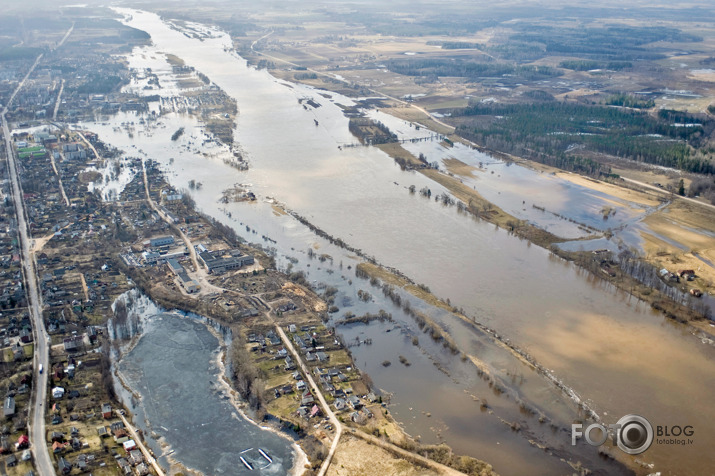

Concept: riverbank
[[371, 134, 715, 334], [105, 156, 498, 475], [64, 8, 715, 474], [111, 298, 311, 475], [246, 35, 714, 327]]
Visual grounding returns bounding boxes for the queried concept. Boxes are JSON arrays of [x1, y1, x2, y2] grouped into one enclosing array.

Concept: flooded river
[[93, 9, 715, 475]]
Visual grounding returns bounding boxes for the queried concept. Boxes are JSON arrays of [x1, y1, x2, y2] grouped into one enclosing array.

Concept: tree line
[[348, 118, 397, 145], [385, 58, 560, 81], [452, 101, 715, 174], [605, 93, 654, 109], [559, 60, 633, 71], [511, 25, 701, 61]]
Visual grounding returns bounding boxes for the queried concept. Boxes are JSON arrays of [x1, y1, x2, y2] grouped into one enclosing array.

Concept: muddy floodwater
[[116, 307, 298, 475], [91, 8, 715, 475]]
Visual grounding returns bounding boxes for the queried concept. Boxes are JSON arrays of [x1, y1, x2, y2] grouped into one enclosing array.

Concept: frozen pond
[[118, 312, 298, 475]]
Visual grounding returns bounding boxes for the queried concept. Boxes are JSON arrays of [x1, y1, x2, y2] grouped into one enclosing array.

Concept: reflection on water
[[95, 9, 715, 475]]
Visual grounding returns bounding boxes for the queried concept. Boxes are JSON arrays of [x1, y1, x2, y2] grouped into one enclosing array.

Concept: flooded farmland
[[91, 8, 715, 476]]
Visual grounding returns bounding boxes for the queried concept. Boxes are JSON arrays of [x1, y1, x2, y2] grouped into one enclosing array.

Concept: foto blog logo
[[572, 414, 654, 455]]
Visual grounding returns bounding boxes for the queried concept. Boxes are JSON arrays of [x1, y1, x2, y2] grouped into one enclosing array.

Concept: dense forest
[[425, 40, 549, 62], [0, 46, 45, 61], [331, 2, 715, 39], [559, 60, 632, 71], [452, 102, 714, 175], [386, 59, 560, 81], [387, 21, 701, 62], [510, 25, 701, 61], [605, 93, 655, 108]]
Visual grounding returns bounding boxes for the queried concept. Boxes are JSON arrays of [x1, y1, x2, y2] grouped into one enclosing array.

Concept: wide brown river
[[88, 9, 715, 475]]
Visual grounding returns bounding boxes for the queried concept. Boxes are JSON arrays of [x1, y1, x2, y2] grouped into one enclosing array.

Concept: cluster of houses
[[50, 402, 123, 473], [659, 268, 697, 283], [4, 376, 31, 418], [0, 314, 34, 363], [0, 276, 24, 309], [50, 425, 86, 458], [659, 268, 703, 297], [0, 433, 31, 469], [289, 325, 336, 364], [95, 405, 151, 475], [262, 323, 378, 426]]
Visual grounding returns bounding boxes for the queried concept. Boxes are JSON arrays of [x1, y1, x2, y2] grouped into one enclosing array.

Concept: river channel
[[84, 8, 715, 475]]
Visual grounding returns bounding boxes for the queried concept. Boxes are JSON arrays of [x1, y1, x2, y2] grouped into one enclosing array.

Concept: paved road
[[49, 149, 70, 206], [2, 45, 57, 475], [74, 130, 102, 165], [621, 176, 715, 212], [52, 23, 74, 52], [269, 304, 464, 475], [3, 54, 43, 110], [52, 79, 64, 120], [272, 318, 342, 476], [140, 159, 229, 296], [2, 114, 53, 475], [117, 413, 165, 476]]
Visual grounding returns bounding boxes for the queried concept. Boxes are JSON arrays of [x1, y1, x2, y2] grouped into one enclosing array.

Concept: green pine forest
[[451, 101, 714, 176]]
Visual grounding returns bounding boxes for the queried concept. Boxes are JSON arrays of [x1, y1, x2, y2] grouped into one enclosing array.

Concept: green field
[[18, 145, 44, 153]]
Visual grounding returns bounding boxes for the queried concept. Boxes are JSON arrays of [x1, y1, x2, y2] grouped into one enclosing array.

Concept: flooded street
[[93, 9, 715, 475]]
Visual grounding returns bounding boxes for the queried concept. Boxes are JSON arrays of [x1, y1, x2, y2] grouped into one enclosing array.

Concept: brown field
[[384, 107, 456, 136], [641, 200, 715, 289], [327, 435, 440, 476], [375, 143, 424, 167], [554, 172, 662, 207], [609, 166, 683, 191], [442, 158, 479, 177]]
